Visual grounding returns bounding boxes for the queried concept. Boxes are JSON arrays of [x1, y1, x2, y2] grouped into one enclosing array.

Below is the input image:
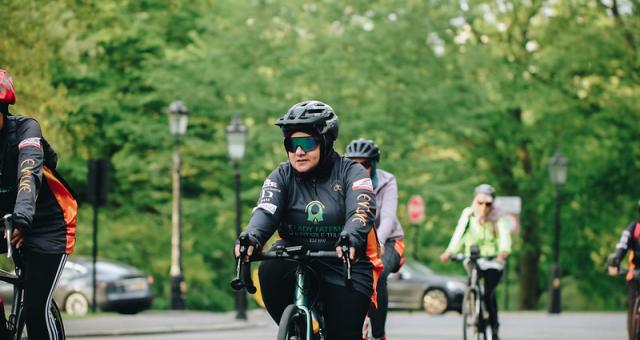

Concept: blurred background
[[1, 0, 638, 313]]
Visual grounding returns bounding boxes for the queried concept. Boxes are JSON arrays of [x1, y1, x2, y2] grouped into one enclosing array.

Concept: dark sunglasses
[[477, 201, 493, 207], [284, 136, 320, 153]]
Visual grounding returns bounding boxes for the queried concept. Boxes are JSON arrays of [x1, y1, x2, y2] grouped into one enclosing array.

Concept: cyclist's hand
[[235, 232, 260, 263], [234, 244, 255, 263], [608, 266, 619, 276], [497, 251, 509, 261], [440, 251, 451, 263], [11, 228, 23, 249], [336, 246, 356, 261]]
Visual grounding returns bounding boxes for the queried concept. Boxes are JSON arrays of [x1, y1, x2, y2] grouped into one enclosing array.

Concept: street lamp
[[226, 113, 248, 320], [548, 149, 568, 314], [167, 99, 188, 310]]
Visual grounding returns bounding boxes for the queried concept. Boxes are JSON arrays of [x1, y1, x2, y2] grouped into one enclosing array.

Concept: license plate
[[127, 280, 146, 291]]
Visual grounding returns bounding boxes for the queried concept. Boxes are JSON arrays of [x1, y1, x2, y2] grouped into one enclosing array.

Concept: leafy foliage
[[1, 0, 638, 311]]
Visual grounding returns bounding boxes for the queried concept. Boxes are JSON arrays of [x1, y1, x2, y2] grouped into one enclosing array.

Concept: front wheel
[[632, 297, 640, 340], [277, 304, 310, 340], [17, 300, 65, 340], [462, 289, 483, 340]]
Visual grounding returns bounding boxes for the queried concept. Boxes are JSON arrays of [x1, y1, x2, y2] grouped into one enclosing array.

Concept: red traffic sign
[[408, 195, 425, 224]]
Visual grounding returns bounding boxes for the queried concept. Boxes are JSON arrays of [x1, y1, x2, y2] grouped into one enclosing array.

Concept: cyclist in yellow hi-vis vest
[[440, 184, 511, 340]]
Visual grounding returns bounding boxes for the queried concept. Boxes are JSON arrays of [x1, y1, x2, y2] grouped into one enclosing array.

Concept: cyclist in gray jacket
[[346, 139, 405, 340], [235, 101, 383, 340]]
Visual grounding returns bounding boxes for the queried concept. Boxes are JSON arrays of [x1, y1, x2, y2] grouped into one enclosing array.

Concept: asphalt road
[[72, 310, 626, 340]]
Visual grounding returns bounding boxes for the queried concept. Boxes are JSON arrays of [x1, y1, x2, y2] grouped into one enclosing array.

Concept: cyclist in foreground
[[234, 100, 382, 340], [0, 69, 77, 339], [345, 139, 404, 340], [607, 200, 640, 340], [440, 184, 511, 340]]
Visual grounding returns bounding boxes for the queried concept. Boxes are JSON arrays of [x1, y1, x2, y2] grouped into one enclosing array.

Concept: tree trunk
[[509, 107, 542, 309], [518, 207, 541, 309]]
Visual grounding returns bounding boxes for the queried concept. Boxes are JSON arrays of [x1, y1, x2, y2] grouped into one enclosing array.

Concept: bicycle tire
[[277, 304, 308, 340], [16, 300, 65, 340], [633, 297, 640, 340], [462, 289, 482, 340]]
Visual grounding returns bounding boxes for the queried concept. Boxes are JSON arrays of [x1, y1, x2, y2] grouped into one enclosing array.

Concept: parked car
[[387, 259, 466, 314], [0, 256, 153, 316]]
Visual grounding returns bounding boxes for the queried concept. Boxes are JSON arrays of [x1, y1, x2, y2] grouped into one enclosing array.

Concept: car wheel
[[65, 292, 90, 316], [423, 289, 448, 315]]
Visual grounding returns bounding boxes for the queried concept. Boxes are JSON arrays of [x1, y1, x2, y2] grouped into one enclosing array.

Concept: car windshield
[[407, 261, 433, 275], [70, 259, 140, 277]]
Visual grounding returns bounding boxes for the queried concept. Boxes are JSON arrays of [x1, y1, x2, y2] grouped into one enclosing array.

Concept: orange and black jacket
[[613, 221, 640, 281], [0, 114, 76, 255], [246, 152, 383, 303]]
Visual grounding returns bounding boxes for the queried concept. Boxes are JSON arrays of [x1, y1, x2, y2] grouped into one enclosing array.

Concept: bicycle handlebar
[[449, 253, 497, 262], [231, 236, 353, 294]]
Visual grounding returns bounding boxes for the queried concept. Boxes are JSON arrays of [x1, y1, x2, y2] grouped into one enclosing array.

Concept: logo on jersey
[[262, 178, 278, 189], [305, 201, 325, 224], [332, 181, 342, 192], [18, 159, 36, 193], [18, 137, 41, 150], [256, 202, 278, 215], [352, 178, 373, 192], [261, 189, 274, 199], [352, 193, 373, 226]]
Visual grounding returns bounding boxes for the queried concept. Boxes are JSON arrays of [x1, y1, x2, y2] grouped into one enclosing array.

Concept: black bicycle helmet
[[345, 139, 380, 161], [275, 100, 339, 142], [474, 184, 496, 199]]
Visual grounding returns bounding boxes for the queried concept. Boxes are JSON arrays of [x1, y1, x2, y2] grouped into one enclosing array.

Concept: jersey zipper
[[312, 178, 318, 199]]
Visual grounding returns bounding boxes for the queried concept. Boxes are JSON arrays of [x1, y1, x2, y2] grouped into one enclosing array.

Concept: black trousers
[[259, 259, 370, 340], [481, 267, 503, 331], [369, 239, 403, 339], [23, 251, 67, 340], [627, 279, 639, 340]]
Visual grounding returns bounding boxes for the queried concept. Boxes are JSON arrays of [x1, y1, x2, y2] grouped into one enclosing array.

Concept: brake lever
[[241, 259, 257, 294], [340, 236, 353, 289], [230, 256, 245, 291], [230, 236, 258, 293], [2, 214, 12, 259]]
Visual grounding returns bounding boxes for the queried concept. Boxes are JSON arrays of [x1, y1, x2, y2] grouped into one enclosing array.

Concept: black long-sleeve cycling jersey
[[0, 114, 76, 254], [612, 221, 640, 280], [246, 153, 383, 300]]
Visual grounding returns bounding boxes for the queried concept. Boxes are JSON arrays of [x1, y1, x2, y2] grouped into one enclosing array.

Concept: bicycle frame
[[232, 239, 351, 340], [0, 214, 25, 337], [452, 249, 497, 340], [292, 264, 325, 340], [0, 266, 23, 335]]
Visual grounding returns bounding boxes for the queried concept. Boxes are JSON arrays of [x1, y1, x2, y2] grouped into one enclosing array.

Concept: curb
[[66, 320, 260, 338]]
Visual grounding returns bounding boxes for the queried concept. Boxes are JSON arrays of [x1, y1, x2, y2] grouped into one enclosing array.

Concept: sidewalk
[[65, 310, 267, 338]]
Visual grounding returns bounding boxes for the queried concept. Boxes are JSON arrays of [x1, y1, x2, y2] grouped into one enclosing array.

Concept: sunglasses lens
[[286, 137, 319, 153]]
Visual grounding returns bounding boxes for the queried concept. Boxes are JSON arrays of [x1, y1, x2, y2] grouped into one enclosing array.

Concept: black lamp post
[[548, 149, 568, 314], [226, 113, 248, 320], [167, 100, 188, 310]]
